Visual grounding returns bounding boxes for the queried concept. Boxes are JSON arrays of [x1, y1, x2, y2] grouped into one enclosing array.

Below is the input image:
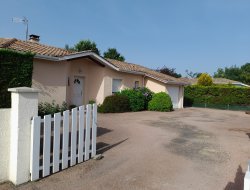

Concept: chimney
[[29, 34, 40, 43]]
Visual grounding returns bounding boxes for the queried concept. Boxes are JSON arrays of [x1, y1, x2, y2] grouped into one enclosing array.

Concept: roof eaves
[[34, 54, 60, 61], [146, 74, 189, 85]]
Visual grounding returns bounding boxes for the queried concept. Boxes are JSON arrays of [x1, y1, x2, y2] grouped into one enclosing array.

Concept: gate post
[[8, 87, 40, 185]]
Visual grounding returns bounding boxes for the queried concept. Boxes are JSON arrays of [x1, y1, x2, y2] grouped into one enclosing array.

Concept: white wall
[[0, 109, 11, 183]]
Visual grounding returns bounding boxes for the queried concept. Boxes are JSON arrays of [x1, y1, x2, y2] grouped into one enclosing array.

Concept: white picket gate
[[30, 104, 97, 181]]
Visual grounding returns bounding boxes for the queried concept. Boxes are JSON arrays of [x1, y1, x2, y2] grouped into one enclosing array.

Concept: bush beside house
[[98, 94, 130, 113], [148, 92, 173, 112]]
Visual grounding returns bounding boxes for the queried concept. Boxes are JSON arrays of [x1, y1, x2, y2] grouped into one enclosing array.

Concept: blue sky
[[1, 0, 250, 76]]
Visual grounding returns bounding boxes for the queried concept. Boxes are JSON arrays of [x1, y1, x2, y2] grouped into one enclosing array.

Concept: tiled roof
[[0, 38, 72, 57], [106, 59, 184, 83], [0, 38, 185, 84], [181, 77, 241, 84]]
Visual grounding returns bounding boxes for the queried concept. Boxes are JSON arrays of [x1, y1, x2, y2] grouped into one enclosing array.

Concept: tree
[[156, 66, 182, 78], [197, 73, 213, 86], [65, 40, 100, 55], [185, 69, 202, 78], [103, 48, 125, 61], [213, 63, 250, 85]]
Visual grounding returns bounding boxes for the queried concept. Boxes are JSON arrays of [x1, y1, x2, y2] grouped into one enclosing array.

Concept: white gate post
[[245, 161, 250, 190], [8, 87, 40, 185]]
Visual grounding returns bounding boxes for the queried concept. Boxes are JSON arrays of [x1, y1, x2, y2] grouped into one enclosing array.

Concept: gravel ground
[[1, 108, 250, 190]]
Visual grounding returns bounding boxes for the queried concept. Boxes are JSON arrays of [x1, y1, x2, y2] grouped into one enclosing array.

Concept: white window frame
[[134, 81, 139, 89], [112, 79, 122, 94]]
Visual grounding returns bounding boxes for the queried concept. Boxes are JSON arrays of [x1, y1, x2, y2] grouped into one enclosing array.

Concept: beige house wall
[[145, 78, 166, 93], [32, 58, 184, 108], [32, 59, 68, 105], [32, 58, 144, 106]]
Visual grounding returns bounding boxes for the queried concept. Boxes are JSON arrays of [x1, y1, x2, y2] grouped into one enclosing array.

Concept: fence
[[189, 103, 250, 111], [30, 104, 97, 181], [0, 87, 98, 185]]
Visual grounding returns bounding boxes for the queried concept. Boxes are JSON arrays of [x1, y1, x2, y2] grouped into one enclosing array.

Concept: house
[[0, 36, 188, 108], [182, 77, 250, 87]]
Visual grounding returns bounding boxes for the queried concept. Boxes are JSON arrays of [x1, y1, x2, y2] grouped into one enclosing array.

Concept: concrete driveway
[[1, 108, 250, 190]]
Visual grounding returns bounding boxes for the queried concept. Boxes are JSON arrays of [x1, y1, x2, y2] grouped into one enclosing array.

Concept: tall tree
[[185, 69, 202, 78], [213, 63, 250, 84], [103, 48, 125, 61], [65, 40, 100, 55], [156, 66, 182, 78]]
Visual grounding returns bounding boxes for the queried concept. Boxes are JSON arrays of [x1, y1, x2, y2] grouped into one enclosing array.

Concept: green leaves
[[213, 63, 250, 85], [184, 85, 250, 106], [0, 49, 34, 108], [148, 92, 173, 112], [103, 48, 125, 61]]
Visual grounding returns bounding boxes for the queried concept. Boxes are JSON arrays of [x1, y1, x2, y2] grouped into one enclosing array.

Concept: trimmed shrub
[[98, 94, 130, 113], [38, 101, 68, 117], [118, 89, 145, 111], [197, 73, 213, 86], [184, 85, 250, 106], [148, 92, 173, 112], [135, 87, 154, 109]]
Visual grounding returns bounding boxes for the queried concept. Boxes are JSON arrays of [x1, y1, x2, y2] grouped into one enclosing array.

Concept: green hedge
[[0, 49, 34, 108], [184, 85, 250, 106]]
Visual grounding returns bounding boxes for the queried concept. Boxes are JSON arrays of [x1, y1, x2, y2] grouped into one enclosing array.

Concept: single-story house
[[0, 36, 188, 108], [182, 77, 250, 87]]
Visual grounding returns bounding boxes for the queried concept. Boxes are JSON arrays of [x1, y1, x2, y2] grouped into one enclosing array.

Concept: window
[[112, 79, 122, 94], [134, 81, 139, 89]]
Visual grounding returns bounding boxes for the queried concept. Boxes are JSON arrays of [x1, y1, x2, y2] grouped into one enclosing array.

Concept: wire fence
[[189, 103, 250, 111]]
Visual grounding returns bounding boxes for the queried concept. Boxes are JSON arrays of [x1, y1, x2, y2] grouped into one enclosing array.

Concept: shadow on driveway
[[224, 165, 245, 190]]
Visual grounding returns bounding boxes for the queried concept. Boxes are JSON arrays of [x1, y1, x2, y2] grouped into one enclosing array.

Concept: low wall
[[0, 109, 11, 183]]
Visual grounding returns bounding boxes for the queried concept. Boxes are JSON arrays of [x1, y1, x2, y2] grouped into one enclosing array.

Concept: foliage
[[88, 100, 96, 105], [156, 66, 181, 78], [134, 87, 154, 109], [103, 48, 125, 61], [197, 73, 213, 86], [184, 85, 250, 106], [117, 89, 145, 111], [66, 40, 100, 55], [38, 101, 68, 117], [185, 69, 202, 78], [148, 92, 173, 112], [0, 49, 34, 108], [98, 94, 130, 113], [213, 63, 250, 85]]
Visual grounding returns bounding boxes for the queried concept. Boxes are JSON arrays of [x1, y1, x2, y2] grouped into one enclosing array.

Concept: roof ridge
[[0, 38, 17, 48]]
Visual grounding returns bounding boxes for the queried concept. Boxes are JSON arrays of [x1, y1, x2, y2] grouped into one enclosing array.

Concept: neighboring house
[[0, 36, 188, 108], [182, 77, 250, 87]]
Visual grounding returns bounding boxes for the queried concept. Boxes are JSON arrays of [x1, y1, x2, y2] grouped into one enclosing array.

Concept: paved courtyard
[[1, 108, 250, 190]]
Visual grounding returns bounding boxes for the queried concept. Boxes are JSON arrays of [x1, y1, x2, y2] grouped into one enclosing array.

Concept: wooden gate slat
[[85, 104, 91, 161], [43, 115, 51, 177], [62, 110, 69, 169], [91, 104, 97, 157], [30, 116, 41, 181], [53, 113, 61, 173], [70, 108, 77, 166], [78, 106, 85, 163]]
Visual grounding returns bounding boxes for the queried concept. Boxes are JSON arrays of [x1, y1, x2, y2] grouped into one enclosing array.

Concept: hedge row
[[0, 49, 34, 108], [184, 85, 250, 106]]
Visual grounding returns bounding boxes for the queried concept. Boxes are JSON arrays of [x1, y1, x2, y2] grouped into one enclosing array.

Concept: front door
[[72, 76, 84, 106]]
